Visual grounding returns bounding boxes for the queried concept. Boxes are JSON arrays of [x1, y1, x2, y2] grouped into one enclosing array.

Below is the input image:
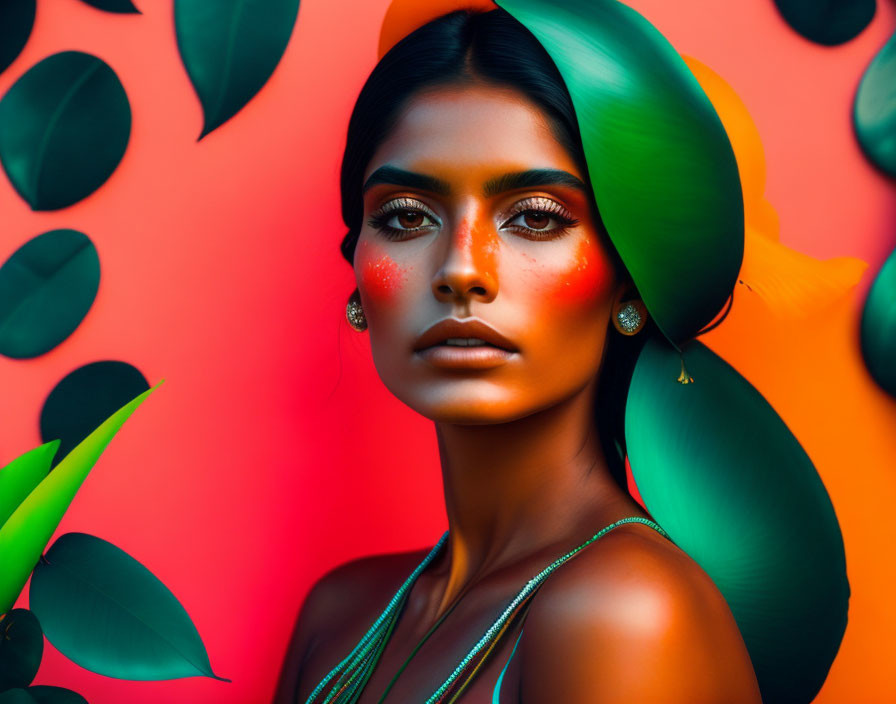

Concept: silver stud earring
[[613, 299, 646, 336], [346, 291, 367, 332]]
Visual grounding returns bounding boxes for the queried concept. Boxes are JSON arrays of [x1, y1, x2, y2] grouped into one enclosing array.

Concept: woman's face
[[355, 83, 625, 424]]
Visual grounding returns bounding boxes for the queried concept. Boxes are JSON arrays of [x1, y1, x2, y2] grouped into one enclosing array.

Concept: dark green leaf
[[0, 690, 36, 704], [626, 337, 849, 704], [30, 533, 228, 682], [175, 0, 301, 139], [0, 382, 161, 615], [0, 230, 100, 359], [0, 51, 131, 210], [496, 0, 743, 345], [0, 1, 35, 76], [860, 245, 896, 396], [79, 0, 139, 13], [40, 361, 149, 468], [0, 609, 43, 690], [854, 30, 896, 178], [0, 441, 59, 530], [26, 687, 87, 704], [774, 0, 875, 46]]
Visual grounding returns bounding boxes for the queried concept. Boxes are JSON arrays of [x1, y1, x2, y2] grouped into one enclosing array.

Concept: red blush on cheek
[[549, 237, 613, 305], [357, 240, 408, 304]]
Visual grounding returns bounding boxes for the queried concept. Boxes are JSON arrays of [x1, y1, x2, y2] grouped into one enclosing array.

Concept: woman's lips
[[416, 343, 515, 369]]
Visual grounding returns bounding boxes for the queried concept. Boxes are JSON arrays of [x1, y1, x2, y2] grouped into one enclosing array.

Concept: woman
[[275, 2, 849, 702]]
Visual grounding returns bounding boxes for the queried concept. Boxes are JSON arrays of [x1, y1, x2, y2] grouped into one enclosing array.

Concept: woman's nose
[[431, 216, 498, 304]]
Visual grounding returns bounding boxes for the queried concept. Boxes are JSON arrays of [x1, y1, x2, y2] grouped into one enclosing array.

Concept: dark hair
[[338, 8, 661, 493]]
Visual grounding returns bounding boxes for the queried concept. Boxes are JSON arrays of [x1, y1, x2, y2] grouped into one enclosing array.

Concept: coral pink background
[[0, 1, 894, 702]]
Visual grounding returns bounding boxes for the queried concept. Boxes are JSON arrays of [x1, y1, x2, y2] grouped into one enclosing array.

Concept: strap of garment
[[490, 516, 669, 703]]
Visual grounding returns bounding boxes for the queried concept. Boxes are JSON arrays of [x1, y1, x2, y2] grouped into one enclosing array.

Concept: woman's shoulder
[[272, 547, 430, 704], [518, 521, 762, 703]]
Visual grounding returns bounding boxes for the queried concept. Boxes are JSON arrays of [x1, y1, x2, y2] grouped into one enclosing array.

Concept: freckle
[[359, 242, 407, 303], [550, 237, 612, 304]]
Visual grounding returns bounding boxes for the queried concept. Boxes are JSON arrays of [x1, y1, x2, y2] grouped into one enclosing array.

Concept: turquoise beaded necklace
[[303, 516, 668, 704]]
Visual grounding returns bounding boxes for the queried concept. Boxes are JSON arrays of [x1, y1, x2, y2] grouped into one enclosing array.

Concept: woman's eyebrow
[[362, 166, 586, 197], [362, 166, 451, 195], [483, 169, 587, 196]]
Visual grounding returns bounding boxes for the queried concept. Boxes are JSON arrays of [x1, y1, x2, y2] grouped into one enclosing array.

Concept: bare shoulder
[[271, 547, 430, 704], [520, 522, 762, 704]]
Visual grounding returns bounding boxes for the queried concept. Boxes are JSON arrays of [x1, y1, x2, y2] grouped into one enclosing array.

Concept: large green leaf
[[626, 337, 849, 704], [854, 30, 896, 178], [40, 361, 149, 468], [175, 0, 301, 139], [0, 382, 161, 615], [30, 533, 228, 682], [0, 689, 86, 704], [496, 0, 743, 345], [860, 245, 896, 396], [0, 51, 131, 211], [0, 441, 59, 530], [774, 0, 876, 46], [0, 230, 100, 359], [0, 1, 35, 76], [0, 609, 43, 690], [79, 0, 139, 12]]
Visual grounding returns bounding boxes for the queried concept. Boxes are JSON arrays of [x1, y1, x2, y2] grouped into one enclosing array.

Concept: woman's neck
[[430, 376, 632, 613]]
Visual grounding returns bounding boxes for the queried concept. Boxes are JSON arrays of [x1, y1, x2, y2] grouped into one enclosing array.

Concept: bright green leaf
[[40, 361, 149, 468], [626, 337, 849, 704], [496, 0, 743, 345], [0, 609, 43, 690], [0, 51, 131, 210], [0, 441, 59, 530], [175, 0, 301, 139], [0, 381, 162, 615], [860, 245, 896, 396], [31, 533, 228, 682], [0, 230, 100, 359]]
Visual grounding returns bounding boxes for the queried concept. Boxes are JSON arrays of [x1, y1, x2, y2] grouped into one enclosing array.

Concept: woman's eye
[[389, 209, 433, 230], [502, 209, 578, 239], [367, 202, 440, 240]]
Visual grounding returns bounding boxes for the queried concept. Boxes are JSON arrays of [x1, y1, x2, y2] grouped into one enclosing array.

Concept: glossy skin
[[274, 84, 762, 703]]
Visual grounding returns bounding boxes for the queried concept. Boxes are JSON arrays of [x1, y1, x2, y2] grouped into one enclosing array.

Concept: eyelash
[[366, 196, 579, 241], [367, 197, 440, 240], [501, 197, 579, 240]]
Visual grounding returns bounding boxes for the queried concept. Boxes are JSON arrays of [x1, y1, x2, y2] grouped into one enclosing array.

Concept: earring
[[612, 299, 647, 336], [346, 290, 367, 332]]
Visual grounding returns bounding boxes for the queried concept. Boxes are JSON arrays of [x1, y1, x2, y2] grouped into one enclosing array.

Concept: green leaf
[[0, 690, 85, 704], [495, 0, 743, 345], [79, 0, 140, 13], [175, 0, 301, 139], [854, 30, 896, 178], [0, 1, 35, 76], [30, 533, 228, 682], [0, 609, 43, 690], [0, 51, 131, 211], [626, 337, 849, 704], [25, 688, 87, 704], [860, 245, 896, 396], [0, 381, 162, 615], [774, 0, 876, 46], [40, 361, 149, 468], [0, 230, 101, 359], [0, 441, 59, 530]]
